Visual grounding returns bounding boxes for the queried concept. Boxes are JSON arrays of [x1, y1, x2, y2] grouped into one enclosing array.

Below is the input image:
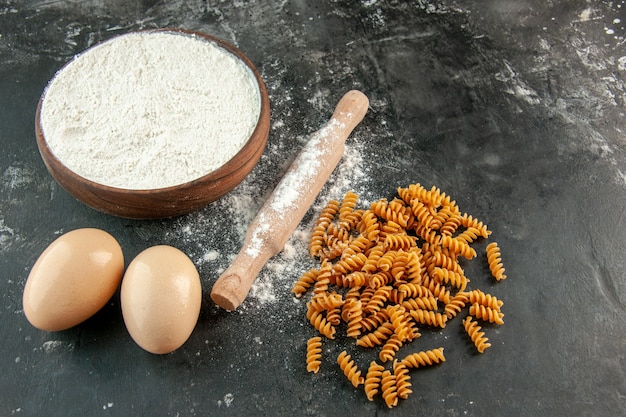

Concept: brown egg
[[121, 245, 202, 354], [23, 228, 124, 331]]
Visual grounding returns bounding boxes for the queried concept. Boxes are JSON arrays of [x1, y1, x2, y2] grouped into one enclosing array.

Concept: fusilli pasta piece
[[460, 213, 491, 238], [312, 261, 332, 296], [356, 322, 394, 348], [363, 285, 392, 314], [379, 334, 403, 363], [307, 292, 344, 312], [377, 250, 398, 272], [380, 370, 398, 408], [386, 305, 411, 341], [364, 361, 385, 401], [440, 235, 477, 260], [325, 223, 351, 244], [338, 191, 359, 228], [360, 308, 391, 333], [369, 270, 394, 289], [427, 249, 463, 274], [420, 276, 451, 304], [379, 220, 404, 240], [384, 233, 417, 251], [370, 198, 411, 228], [468, 289, 503, 311], [401, 347, 446, 369], [309, 199, 340, 257], [455, 226, 485, 244], [431, 267, 469, 291], [469, 302, 504, 325], [463, 316, 491, 353], [401, 296, 439, 312], [359, 209, 381, 242], [346, 299, 363, 339], [486, 242, 507, 281], [361, 242, 385, 273], [408, 308, 447, 328], [292, 268, 320, 298], [337, 350, 364, 388], [439, 212, 462, 236], [393, 359, 413, 400], [405, 248, 424, 283], [326, 307, 342, 326], [307, 309, 336, 339], [444, 291, 470, 319], [390, 249, 412, 280], [343, 270, 369, 287], [306, 336, 322, 373], [397, 282, 433, 299], [333, 252, 368, 275]]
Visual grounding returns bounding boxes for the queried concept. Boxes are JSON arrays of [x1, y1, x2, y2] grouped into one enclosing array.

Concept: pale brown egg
[[120, 245, 202, 354], [23, 228, 124, 331]]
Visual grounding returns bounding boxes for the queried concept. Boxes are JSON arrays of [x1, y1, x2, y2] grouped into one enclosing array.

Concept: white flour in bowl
[[39, 30, 261, 189]]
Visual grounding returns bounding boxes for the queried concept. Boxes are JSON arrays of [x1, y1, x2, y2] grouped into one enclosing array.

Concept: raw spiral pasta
[[326, 307, 342, 326], [370, 198, 411, 228], [360, 308, 390, 333], [401, 347, 446, 369], [364, 286, 393, 314], [337, 350, 364, 388], [468, 289, 503, 311], [444, 292, 470, 319], [312, 260, 332, 296], [408, 308, 448, 328], [309, 199, 339, 257], [346, 299, 363, 339], [307, 292, 344, 312], [306, 308, 336, 339], [364, 361, 385, 401], [393, 360, 413, 400], [306, 336, 322, 373], [379, 334, 403, 363], [401, 295, 439, 312], [357, 322, 394, 348], [333, 252, 368, 275], [486, 242, 507, 281], [295, 184, 508, 407], [469, 302, 505, 325], [380, 370, 398, 408], [431, 267, 469, 291], [463, 315, 491, 353], [291, 268, 319, 298], [338, 191, 360, 227]]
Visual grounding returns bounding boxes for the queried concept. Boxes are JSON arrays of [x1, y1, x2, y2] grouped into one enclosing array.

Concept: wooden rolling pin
[[211, 90, 369, 310]]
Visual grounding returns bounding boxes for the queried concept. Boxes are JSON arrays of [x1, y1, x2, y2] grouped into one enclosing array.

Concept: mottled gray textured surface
[[1, 1, 625, 416]]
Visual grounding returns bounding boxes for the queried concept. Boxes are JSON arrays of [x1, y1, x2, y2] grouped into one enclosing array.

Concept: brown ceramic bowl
[[35, 28, 269, 219]]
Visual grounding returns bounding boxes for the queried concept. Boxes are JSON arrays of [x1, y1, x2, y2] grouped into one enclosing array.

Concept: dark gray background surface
[[1, 1, 625, 416]]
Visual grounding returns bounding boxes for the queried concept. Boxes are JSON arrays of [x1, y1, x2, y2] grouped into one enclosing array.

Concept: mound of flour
[[39, 31, 261, 189]]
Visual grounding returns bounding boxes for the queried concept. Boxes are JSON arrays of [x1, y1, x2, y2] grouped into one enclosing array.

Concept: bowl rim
[[35, 27, 269, 196]]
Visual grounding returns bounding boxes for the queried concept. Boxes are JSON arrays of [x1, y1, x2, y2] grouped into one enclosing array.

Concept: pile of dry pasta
[[292, 183, 507, 408]]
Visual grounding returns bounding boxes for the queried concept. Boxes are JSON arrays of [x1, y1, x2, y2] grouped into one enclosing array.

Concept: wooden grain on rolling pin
[[211, 90, 369, 311]]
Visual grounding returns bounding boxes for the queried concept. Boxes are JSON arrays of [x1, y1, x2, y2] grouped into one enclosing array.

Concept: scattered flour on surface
[[42, 340, 74, 353], [203, 250, 220, 262], [0, 217, 17, 252], [218, 393, 234, 407]]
